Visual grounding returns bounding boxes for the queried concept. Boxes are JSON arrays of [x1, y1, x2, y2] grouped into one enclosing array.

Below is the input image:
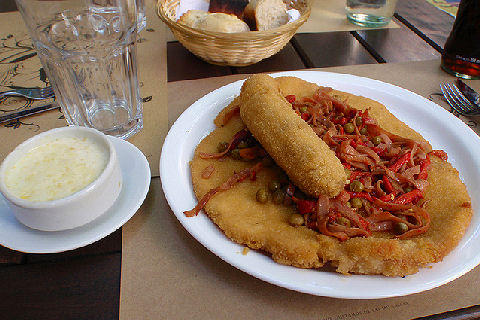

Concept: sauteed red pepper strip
[[285, 88, 444, 241], [199, 128, 250, 159], [184, 162, 263, 217]]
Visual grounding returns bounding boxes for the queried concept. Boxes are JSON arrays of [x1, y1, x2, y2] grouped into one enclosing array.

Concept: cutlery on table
[[0, 103, 59, 124], [440, 80, 480, 116], [0, 86, 55, 100], [455, 79, 480, 107]]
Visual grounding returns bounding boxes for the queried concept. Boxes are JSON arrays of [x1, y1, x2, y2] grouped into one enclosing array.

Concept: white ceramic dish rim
[[160, 70, 480, 299], [0, 135, 151, 253], [0, 126, 115, 209]]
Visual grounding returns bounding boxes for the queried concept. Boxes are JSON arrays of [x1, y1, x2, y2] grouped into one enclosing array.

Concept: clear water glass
[[15, 0, 146, 139], [346, 0, 398, 28]]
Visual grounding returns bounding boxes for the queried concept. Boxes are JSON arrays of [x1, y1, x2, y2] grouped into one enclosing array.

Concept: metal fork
[[440, 82, 480, 116], [0, 86, 55, 100]]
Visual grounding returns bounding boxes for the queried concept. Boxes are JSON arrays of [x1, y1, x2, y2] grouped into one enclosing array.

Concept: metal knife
[[455, 79, 480, 107], [0, 103, 59, 124]]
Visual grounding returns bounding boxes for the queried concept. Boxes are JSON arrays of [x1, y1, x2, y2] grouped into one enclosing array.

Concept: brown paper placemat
[[0, 0, 167, 177], [120, 59, 480, 320]]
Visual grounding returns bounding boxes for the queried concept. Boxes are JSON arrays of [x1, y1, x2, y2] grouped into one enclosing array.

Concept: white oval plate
[[0, 136, 151, 253], [160, 70, 480, 299]]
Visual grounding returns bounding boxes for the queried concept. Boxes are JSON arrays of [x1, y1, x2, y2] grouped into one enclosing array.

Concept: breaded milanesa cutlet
[[189, 75, 472, 276]]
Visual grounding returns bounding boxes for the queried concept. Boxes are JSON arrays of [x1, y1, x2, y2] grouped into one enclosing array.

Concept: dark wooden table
[[1, 0, 479, 319]]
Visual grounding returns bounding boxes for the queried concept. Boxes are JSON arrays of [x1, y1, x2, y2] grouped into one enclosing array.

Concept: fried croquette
[[238, 74, 347, 198]]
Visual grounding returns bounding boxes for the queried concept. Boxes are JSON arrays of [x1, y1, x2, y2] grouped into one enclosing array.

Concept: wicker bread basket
[[157, 0, 311, 66]]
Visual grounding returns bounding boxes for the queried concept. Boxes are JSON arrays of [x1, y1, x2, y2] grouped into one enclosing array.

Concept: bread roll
[[243, 0, 289, 31], [178, 10, 250, 33], [176, 0, 209, 20], [178, 10, 208, 28]]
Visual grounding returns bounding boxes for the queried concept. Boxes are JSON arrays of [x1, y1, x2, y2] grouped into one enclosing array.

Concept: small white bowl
[[0, 126, 123, 231]]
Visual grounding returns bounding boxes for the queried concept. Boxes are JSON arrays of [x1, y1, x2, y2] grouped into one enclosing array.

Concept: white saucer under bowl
[[0, 136, 151, 253]]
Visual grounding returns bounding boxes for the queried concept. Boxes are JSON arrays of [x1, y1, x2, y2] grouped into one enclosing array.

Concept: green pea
[[272, 190, 285, 205], [217, 142, 229, 153], [349, 180, 365, 193], [337, 217, 351, 227], [344, 122, 355, 134], [372, 135, 382, 145], [299, 106, 308, 113], [350, 197, 363, 208], [394, 222, 409, 235], [268, 180, 281, 192], [288, 214, 305, 226], [360, 127, 368, 135], [343, 122, 355, 133], [230, 149, 242, 160], [256, 189, 269, 204], [355, 116, 363, 126]]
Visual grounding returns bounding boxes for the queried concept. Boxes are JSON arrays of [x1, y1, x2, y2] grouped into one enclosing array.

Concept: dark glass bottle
[[441, 0, 480, 80]]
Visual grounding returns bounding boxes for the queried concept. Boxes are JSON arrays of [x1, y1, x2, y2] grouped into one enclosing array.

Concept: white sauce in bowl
[[4, 136, 108, 202]]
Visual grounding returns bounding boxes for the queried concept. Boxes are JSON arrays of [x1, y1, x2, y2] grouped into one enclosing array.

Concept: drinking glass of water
[[15, 0, 146, 139], [346, 0, 398, 28]]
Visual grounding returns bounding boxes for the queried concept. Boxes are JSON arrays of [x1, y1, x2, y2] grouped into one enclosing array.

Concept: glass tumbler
[[15, 0, 146, 139], [346, 0, 399, 28]]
